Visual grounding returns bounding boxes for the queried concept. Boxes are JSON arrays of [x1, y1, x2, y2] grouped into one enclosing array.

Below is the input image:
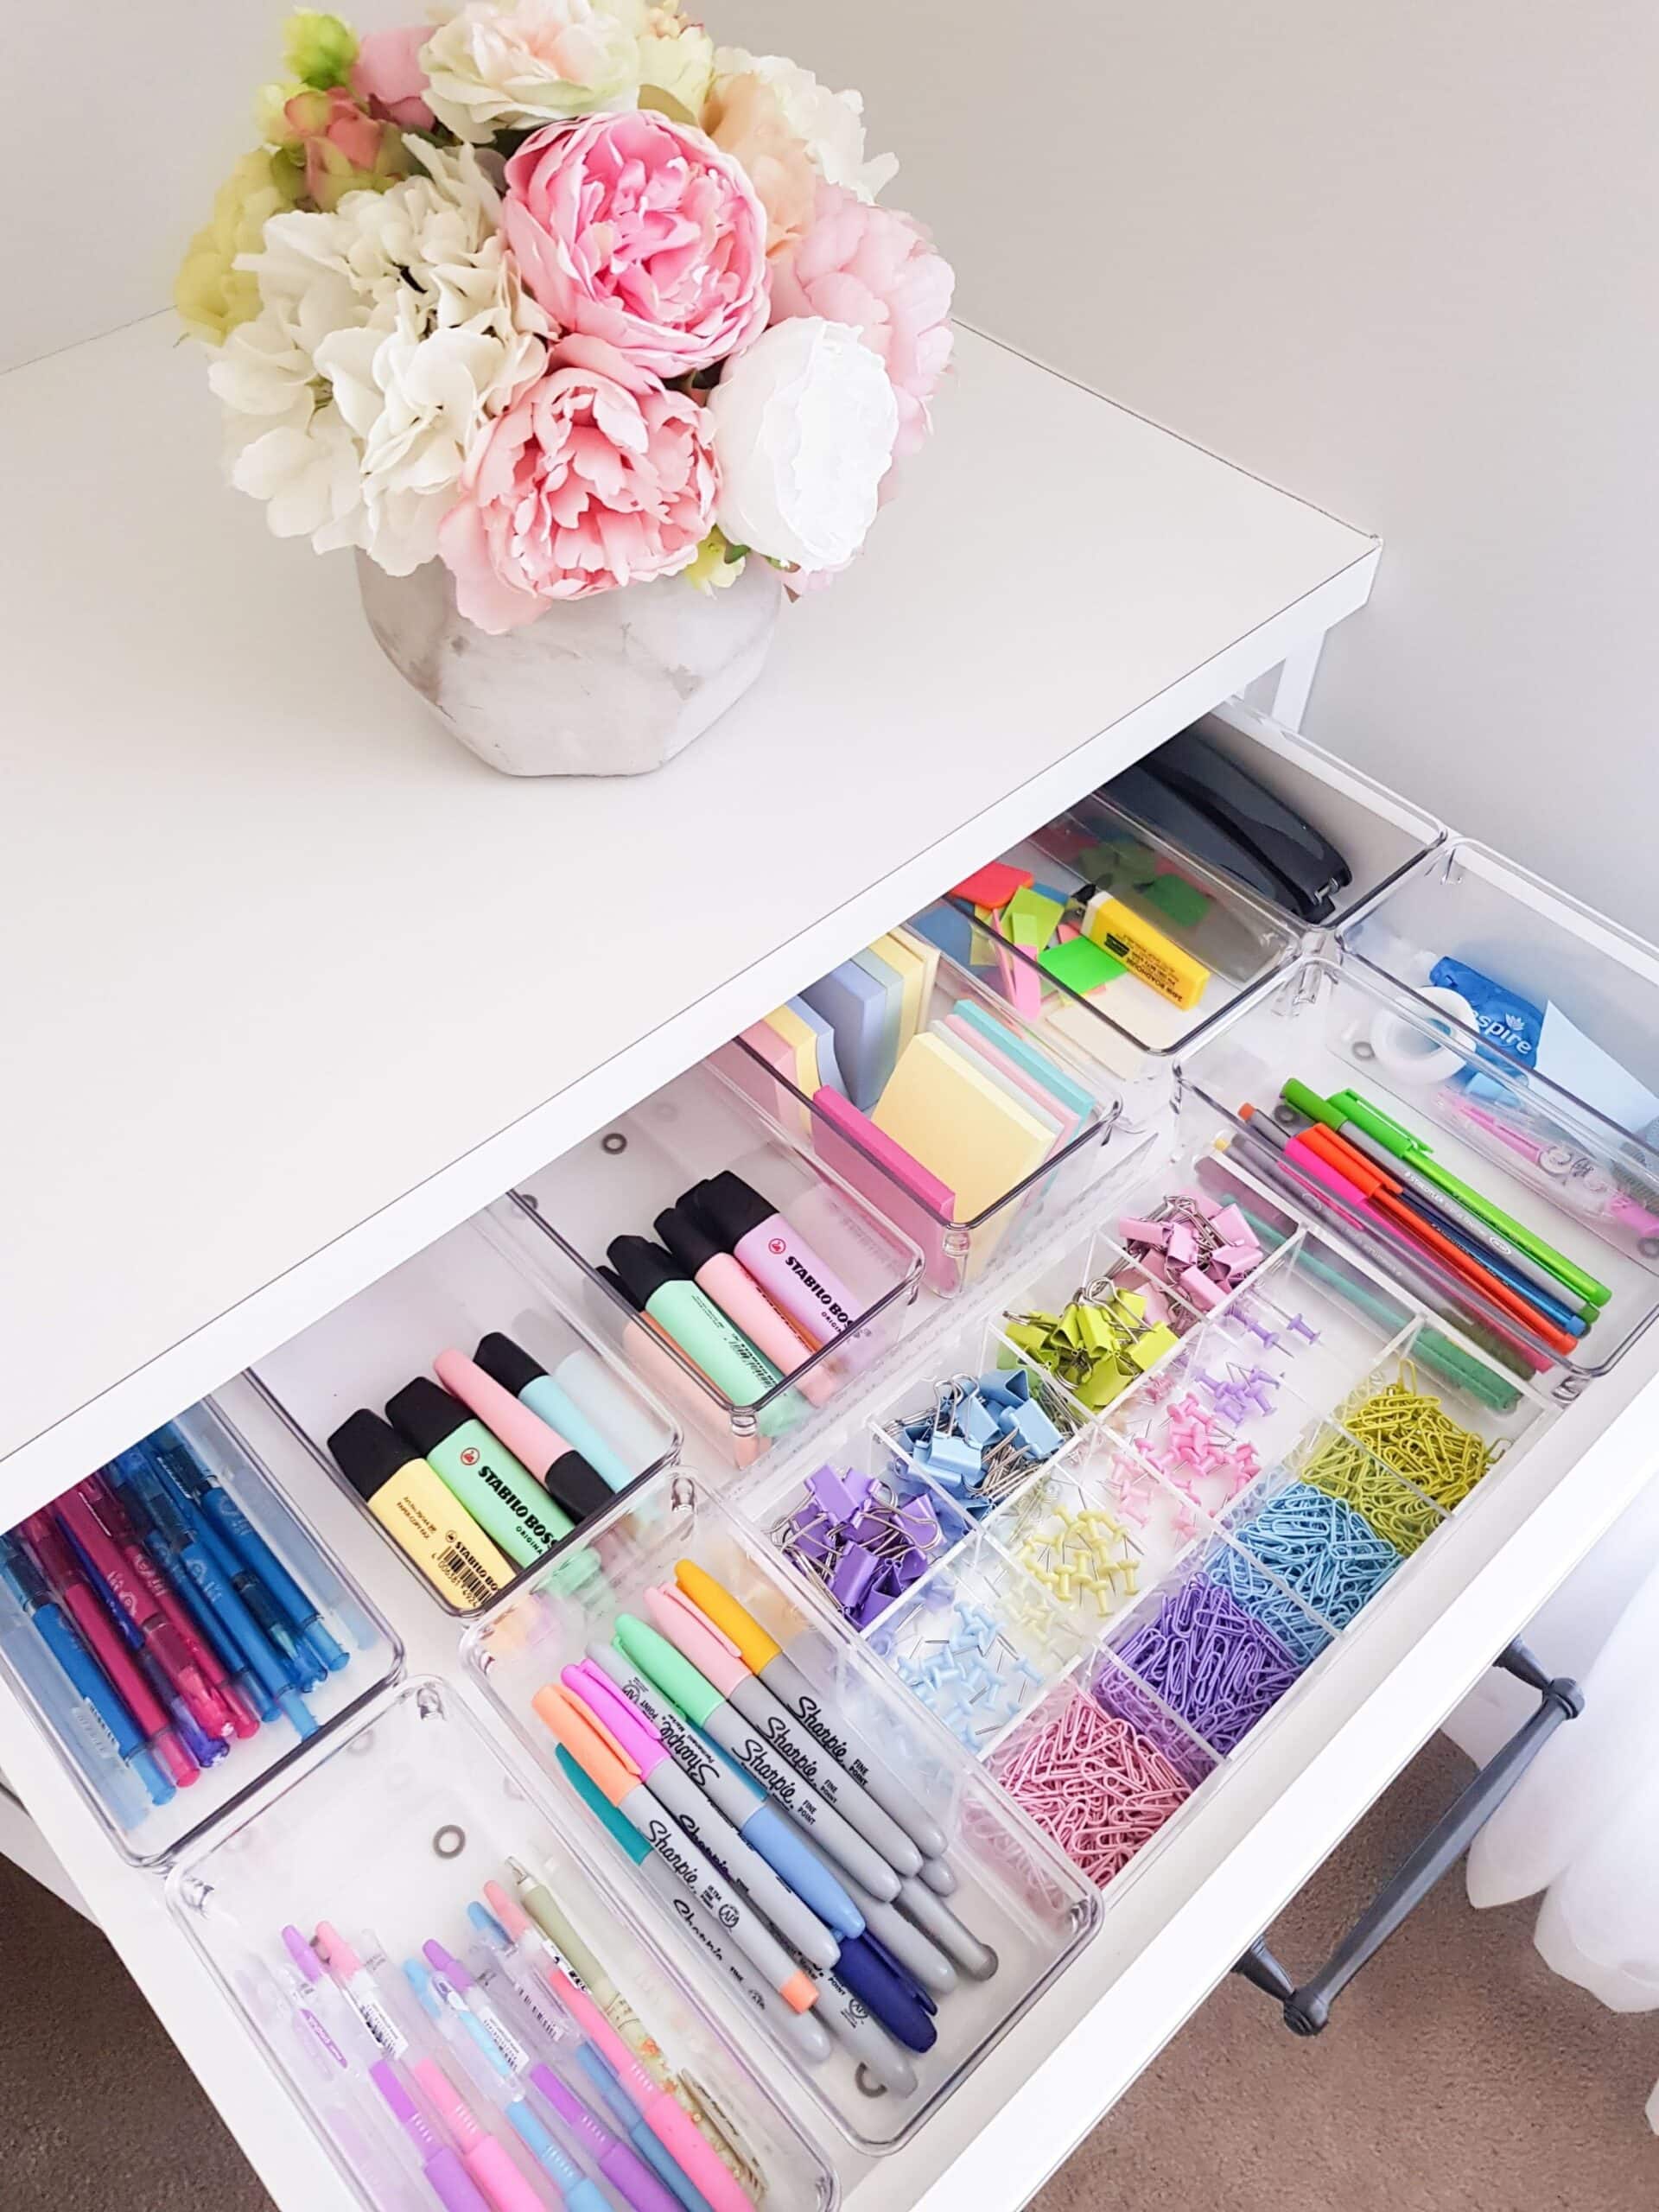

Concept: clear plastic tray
[[1103, 702, 1447, 932], [1342, 836, 1659, 1164], [0, 1398, 402, 1866], [461, 1478, 1100, 2153], [906, 790, 1301, 1097], [716, 959, 1151, 1297], [168, 1676, 836, 2211], [512, 1059, 924, 1470], [1174, 955, 1659, 1384], [251, 1211, 681, 1617]]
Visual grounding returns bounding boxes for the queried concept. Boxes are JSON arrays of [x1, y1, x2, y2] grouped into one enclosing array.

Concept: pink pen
[[92, 1472, 261, 1739], [411, 2056, 545, 2212], [432, 1348, 611, 1522], [370, 2059, 490, 2212], [315, 1923, 410, 2061], [654, 1207, 836, 1407], [684, 1172, 871, 1366], [20, 1512, 198, 1788], [458, 1921, 753, 2212]]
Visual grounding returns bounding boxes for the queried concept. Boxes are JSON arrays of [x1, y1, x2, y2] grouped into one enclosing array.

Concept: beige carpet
[[3, 1741, 1656, 2209]]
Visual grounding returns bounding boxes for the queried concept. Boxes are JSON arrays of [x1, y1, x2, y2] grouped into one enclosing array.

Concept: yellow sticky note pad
[[870, 931, 928, 1058], [871, 1034, 1055, 1224], [762, 1001, 821, 1096]]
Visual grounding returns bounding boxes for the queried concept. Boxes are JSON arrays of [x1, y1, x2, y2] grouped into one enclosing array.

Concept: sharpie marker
[[549, 1764, 836, 2070], [584, 1640, 864, 1939], [673, 1561, 948, 1859], [617, 1610, 900, 1902], [536, 1684, 818, 2014], [563, 1661, 841, 1966], [462, 1894, 753, 2212], [644, 1586, 921, 1878]]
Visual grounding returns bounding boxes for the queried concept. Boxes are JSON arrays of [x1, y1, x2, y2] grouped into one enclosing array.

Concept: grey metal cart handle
[[1233, 1639, 1583, 2036]]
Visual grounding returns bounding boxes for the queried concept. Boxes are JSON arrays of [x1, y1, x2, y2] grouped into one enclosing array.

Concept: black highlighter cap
[[691, 1171, 777, 1253], [328, 1409, 418, 1503], [474, 1331, 547, 1397], [655, 1205, 721, 1277], [597, 1263, 640, 1311], [607, 1236, 689, 1310], [385, 1376, 469, 1459]]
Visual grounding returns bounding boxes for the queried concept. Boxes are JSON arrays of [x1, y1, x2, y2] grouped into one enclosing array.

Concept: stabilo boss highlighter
[[433, 1345, 613, 1522], [327, 1410, 512, 1608], [473, 1332, 654, 1494], [654, 1205, 834, 1408], [606, 1236, 799, 1430], [683, 1173, 872, 1366], [385, 1377, 572, 1569]]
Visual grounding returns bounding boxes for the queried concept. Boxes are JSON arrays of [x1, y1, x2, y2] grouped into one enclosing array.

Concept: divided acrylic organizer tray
[[461, 1478, 1099, 2152], [0, 1397, 402, 1867], [250, 1210, 681, 1617], [715, 957, 1149, 1298], [510, 1058, 924, 1470], [168, 1676, 836, 2212], [1174, 955, 1659, 1384], [1341, 836, 1659, 1172], [906, 789, 1300, 1096]]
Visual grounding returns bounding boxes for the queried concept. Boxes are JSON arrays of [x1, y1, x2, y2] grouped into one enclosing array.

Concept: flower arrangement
[[179, 5, 954, 633]]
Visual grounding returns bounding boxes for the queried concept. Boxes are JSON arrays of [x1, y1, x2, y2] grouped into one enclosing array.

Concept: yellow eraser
[[1082, 896, 1209, 1011]]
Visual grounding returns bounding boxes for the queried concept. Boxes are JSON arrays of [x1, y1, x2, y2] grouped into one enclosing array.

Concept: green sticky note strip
[[1005, 887, 1065, 950], [1039, 935, 1127, 994], [1141, 872, 1212, 928]]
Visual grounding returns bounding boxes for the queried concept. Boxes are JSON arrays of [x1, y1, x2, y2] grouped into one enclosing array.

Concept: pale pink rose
[[771, 181, 954, 463], [438, 334, 719, 628], [503, 111, 769, 378], [704, 73, 817, 257], [351, 26, 435, 130]]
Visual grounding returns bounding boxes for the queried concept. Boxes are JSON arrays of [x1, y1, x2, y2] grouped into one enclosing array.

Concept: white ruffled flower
[[637, 3, 714, 121], [209, 140, 550, 573], [422, 0, 644, 142], [710, 47, 896, 200], [705, 316, 898, 574]]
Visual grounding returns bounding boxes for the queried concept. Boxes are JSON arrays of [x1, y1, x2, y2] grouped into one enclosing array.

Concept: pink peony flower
[[771, 181, 954, 463], [503, 111, 769, 379], [351, 26, 436, 130], [438, 334, 719, 628]]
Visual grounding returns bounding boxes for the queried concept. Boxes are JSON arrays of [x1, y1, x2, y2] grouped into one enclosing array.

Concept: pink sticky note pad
[[951, 861, 1033, 909]]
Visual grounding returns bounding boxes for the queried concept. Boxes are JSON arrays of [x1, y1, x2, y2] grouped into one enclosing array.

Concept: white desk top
[[0, 315, 1374, 1503]]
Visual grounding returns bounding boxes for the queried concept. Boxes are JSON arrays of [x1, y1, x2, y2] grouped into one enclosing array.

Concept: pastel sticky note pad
[[1005, 887, 1065, 950], [852, 944, 905, 1098], [932, 1020, 1064, 1145], [1040, 935, 1128, 995], [765, 1001, 821, 1096], [812, 1085, 955, 1217], [784, 995, 846, 1098], [906, 902, 976, 970], [1141, 873, 1211, 928], [802, 961, 891, 1112], [950, 999, 1096, 1122], [950, 861, 1033, 909], [739, 1015, 813, 1135], [1031, 882, 1077, 910], [872, 1033, 1055, 1224], [891, 922, 941, 1031], [871, 931, 927, 1059]]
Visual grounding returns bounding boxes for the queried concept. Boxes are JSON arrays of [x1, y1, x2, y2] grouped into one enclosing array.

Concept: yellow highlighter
[[1082, 894, 1209, 1011]]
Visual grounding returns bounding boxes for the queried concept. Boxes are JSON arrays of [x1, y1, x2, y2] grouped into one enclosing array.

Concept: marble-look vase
[[357, 552, 783, 777]]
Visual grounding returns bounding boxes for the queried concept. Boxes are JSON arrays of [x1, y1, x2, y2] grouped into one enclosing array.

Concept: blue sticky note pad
[[906, 901, 979, 970], [950, 999, 1095, 1122], [785, 995, 847, 1099], [802, 962, 891, 1112], [852, 946, 905, 1100]]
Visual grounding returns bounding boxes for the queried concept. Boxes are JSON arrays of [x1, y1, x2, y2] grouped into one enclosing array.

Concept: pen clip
[[532, 1682, 644, 1802], [562, 1662, 664, 1765]]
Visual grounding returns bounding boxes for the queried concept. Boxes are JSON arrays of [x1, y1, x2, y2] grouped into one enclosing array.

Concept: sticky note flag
[[1039, 935, 1127, 995], [951, 861, 1033, 909], [1005, 887, 1065, 950], [1141, 872, 1211, 929]]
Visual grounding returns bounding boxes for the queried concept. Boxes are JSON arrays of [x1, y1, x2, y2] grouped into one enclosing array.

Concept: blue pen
[[403, 1957, 614, 2212], [585, 1640, 865, 1940], [118, 1457, 315, 1738], [145, 1426, 349, 1677], [0, 1537, 175, 1810]]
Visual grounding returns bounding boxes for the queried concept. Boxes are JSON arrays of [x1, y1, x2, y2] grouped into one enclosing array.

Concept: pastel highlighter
[[607, 1238, 805, 1440], [433, 1347, 612, 1522], [684, 1173, 874, 1372], [654, 1205, 835, 1408], [473, 1333, 647, 1494]]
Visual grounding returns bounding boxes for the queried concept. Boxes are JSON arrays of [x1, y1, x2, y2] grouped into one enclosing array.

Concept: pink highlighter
[[432, 1348, 612, 1522], [683, 1172, 872, 1369], [653, 1206, 835, 1407]]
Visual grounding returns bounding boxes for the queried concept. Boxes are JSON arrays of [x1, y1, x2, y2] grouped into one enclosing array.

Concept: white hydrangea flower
[[422, 0, 645, 143], [710, 47, 897, 201], [706, 317, 898, 574], [209, 140, 550, 573]]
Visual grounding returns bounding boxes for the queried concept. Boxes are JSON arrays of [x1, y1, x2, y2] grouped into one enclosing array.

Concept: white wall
[[19, 1, 1659, 936], [715, 0, 1659, 935]]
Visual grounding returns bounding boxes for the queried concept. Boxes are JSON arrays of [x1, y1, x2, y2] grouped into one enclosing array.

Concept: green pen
[[1311, 1083, 1612, 1310]]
